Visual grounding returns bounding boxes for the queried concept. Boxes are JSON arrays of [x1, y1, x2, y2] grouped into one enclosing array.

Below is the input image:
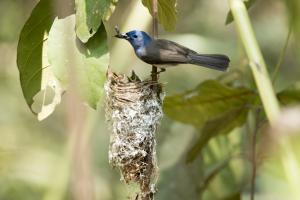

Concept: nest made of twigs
[[105, 69, 163, 199]]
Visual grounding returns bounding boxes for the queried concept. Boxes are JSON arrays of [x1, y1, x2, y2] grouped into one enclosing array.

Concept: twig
[[272, 25, 292, 83], [151, 0, 158, 82], [250, 109, 261, 200], [248, 108, 267, 200], [136, 2, 160, 199]]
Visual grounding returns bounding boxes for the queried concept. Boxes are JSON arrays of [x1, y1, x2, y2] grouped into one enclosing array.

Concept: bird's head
[[115, 30, 152, 50]]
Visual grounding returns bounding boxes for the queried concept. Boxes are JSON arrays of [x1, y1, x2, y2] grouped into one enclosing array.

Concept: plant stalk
[[151, 0, 158, 82], [228, 0, 280, 124], [272, 26, 292, 83]]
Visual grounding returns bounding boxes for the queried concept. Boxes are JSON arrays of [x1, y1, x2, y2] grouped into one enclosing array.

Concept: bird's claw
[[151, 68, 166, 76]]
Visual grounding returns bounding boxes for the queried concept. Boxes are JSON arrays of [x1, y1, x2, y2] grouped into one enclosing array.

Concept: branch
[[272, 25, 292, 83], [151, 0, 158, 82], [228, 0, 280, 124]]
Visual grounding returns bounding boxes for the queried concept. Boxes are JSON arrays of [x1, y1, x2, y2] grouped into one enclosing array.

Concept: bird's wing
[[141, 39, 193, 64], [155, 39, 196, 54]]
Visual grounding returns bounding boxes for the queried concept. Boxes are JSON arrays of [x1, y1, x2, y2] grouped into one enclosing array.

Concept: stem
[[139, 3, 159, 198], [250, 134, 256, 200], [228, 0, 280, 124], [151, 0, 158, 82], [250, 109, 261, 200], [272, 26, 292, 83]]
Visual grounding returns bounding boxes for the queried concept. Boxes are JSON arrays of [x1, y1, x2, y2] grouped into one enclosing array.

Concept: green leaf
[[277, 82, 300, 105], [186, 106, 249, 162], [163, 80, 254, 128], [225, 0, 257, 25], [142, 0, 177, 31], [48, 15, 108, 109], [75, 0, 118, 42], [17, 0, 73, 119], [17, 0, 54, 112]]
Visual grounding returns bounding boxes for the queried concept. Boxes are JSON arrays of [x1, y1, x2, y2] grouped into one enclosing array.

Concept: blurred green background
[[0, 0, 299, 199]]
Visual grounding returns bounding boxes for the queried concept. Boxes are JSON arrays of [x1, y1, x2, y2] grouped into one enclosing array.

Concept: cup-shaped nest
[[105, 69, 163, 199]]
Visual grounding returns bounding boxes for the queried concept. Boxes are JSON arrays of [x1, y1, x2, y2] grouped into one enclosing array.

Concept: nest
[[105, 69, 164, 199]]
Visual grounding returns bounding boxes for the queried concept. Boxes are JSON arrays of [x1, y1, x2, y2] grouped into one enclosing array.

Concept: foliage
[[142, 0, 177, 31], [11, 0, 300, 199], [48, 15, 108, 109], [277, 82, 300, 105], [17, 0, 62, 115], [186, 106, 249, 162], [164, 80, 254, 128], [164, 80, 255, 161], [17, 0, 110, 120], [75, 0, 118, 42]]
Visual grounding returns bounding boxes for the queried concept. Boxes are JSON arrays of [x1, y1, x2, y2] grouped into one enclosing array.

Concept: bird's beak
[[114, 26, 129, 40], [114, 33, 129, 40]]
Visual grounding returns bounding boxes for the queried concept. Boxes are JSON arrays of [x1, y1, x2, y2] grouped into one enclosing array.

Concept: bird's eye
[[133, 35, 138, 38]]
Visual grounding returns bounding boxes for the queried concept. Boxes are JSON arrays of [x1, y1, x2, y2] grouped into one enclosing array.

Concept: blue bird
[[115, 29, 230, 72]]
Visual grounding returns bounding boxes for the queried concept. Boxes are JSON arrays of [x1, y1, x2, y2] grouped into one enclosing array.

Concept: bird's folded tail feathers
[[188, 54, 230, 71]]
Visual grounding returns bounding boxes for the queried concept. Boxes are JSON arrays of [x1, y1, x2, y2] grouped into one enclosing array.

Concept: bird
[[115, 29, 230, 72]]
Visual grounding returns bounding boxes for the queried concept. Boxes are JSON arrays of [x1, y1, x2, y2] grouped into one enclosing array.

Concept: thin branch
[[248, 108, 267, 200], [250, 109, 260, 200], [151, 0, 158, 82], [272, 26, 292, 83], [138, 2, 159, 199]]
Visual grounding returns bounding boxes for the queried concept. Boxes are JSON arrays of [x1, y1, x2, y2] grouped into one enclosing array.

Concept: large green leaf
[[164, 80, 254, 162], [48, 15, 108, 109], [75, 0, 118, 42], [17, 0, 54, 112], [17, 0, 74, 119], [225, 0, 257, 25], [142, 0, 177, 31], [186, 106, 249, 162], [163, 80, 254, 128], [277, 82, 300, 105]]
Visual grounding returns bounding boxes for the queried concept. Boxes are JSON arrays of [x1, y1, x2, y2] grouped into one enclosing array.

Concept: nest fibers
[[105, 69, 164, 199]]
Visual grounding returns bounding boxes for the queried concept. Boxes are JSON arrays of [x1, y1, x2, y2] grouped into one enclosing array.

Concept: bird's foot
[[159, 68, 166, 73], [151, 68, 166, 76]]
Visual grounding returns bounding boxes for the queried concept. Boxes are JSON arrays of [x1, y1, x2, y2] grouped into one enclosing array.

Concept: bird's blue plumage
[[125, 30, 152, 51], [116, 30, 230, 71]]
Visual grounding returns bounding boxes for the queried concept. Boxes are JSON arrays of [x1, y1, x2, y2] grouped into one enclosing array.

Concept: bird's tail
[[188, 53, 230, 71]]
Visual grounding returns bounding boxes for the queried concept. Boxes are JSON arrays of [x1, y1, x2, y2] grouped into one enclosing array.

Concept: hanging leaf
[[225, 0, 257, 25], [48, 15, 108, 109], [186, 106, 249, 162], [277, 82, 300, 105], [75, 0, 119, 42], [35, 38, 63, 121], [163, 80, 255, 128], [17, 0, 54, 113], [142, 0, 177, 31], [16, 0, 72, 117]]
